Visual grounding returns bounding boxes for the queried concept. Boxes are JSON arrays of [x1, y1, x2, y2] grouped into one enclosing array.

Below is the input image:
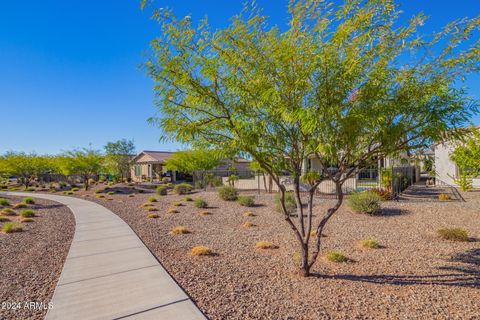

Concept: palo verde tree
[[143, 0, 480, 276], [164, 149, 222, 174], [450, 127, 480, 190], [104, 139, 136, 181], [0, 152, 57, 189], [58, 148, 104, 190]]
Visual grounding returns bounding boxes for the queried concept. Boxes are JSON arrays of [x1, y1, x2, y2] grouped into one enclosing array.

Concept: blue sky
[[1, 0, 479, 154]]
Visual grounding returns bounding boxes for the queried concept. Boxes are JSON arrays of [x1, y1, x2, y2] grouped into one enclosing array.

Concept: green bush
[[367, 188, 392, 201], [174, 183, 193, 195], [156, 185, 168, 196], [0, 217, 11, 222], [2, 222, 23, 233], [0, 198, 10, 206], [437, 228, 469, 242], [194, 198, 208, 208], [347, 191, 382, 214], [1, 208, 16, 216], [184, 196, 193, 201], [274, 192, 297, 214], [360, 239, 380, 249], [148, 196, 158, 203], [237, 195, 255, 207], [23, 197, 35, 204], [20, 209, 35, 218], [218, 186, 238, 201], [326, 251, 348, 263]]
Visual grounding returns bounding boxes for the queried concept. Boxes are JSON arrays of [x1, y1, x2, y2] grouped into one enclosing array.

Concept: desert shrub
[[156, 185, 168, 196], [243, 211, 254, 217], [72, 187, 80, 192], [108, 181, 114, 186], [438, 193, 451, 201], [237, 195, 255, 207], [174, 183, 193, 195], [199, 210, 211, 215], [173, 201, 183, 207], [184, 196, 193, 201], [347, 191, 382, 214], [243, 221, 255, 228], [96, 194, 105, 198], [148, 196, 158, 203], [23, 197, 35, 204], [437, 228, 469, 242], [168, 208, 179, 214], [20, 209, 35, 217], [191, 246, 212, 256], [170, 226, 190, 234], [360, 239, 380, 249], [2, 222, 24, 233], [194, 198, 208, 208], [13, 203, 27, 209], [26, 187, 35, 192], [1, 208, 16, 216], [255, 241, 278, 249], [367, 188, 392, 201], [218, 186, 238, 201], [147, 214, 159, 219], [0, 198, 10, 206], [454, 172, 473, 192], [107, 191, 115, 195], [146, 207, 158, 212], [21, 218, 34, 223], [0, 217, 11, 222], [274, 192, 297, 214], [380, 168, 393, 190], [326, 251, 348, 262]]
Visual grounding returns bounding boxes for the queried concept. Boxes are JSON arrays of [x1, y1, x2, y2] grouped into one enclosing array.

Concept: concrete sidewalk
[[1, 192, 207, 320]]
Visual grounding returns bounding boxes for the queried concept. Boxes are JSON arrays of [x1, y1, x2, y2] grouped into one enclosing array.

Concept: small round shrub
[[218, 186, 238, 201], [274, 192, 297, 214], [438, 193, 452, 201], [199, 211, 211, 216], [148, 197, 158, 203], [437, 228, 469, 242], [146, 207, 158, 212], [147, 214, 159, 219], [21, 218, 34, 223], [96, 194, 105, 198], [0, 198, 10, 206], [1, 208, 16, 216], [13, 203, 27, 209], [191, 246, 212, 256], [255, 241, 278, 249], [20, 209, 35, 218], [237, 195, 255, 207], [0, 217, 11, 222], [194, 198, 208, 208], [326, 251, 348, 263], [156, 185, 168, 196], [173, 202, 183, 207], [360, 239, 380, 249], [107, 191, 115, 195], [367, 188, 392, 201], [174, 183, 193, 195], [184, 196, 193, 201], [170, 226, 190, 234], [347, 191, 382, 214], [162, 177, 171, 184], [23, 197, 35, 204], [243, 221, 255, 228], [72, 187, 80, 192], [2, 222, 24, 233], [243, 211, 255, 217], [168, 208, 179, 214], [26, 187, 35, 192]]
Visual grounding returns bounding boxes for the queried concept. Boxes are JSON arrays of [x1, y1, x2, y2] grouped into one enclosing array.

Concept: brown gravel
[[0, 195, 75, 320], [72, 185, 480, 319]]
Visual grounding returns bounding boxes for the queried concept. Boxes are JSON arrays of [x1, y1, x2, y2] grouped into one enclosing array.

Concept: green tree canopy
[[0, 152, 57, 189], [164, 149, 223, 173], [58, 149, 104, 190], [104, 139, 136, 180], [450, 128, 480, 175], [143, 0, 480, 276]]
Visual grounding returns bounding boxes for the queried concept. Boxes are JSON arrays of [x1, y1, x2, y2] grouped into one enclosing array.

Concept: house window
[[135, 165, 141, 177]]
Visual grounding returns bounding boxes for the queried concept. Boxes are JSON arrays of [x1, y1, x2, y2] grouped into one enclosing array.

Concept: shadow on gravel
[[376, 208, 409, 217], [313, 248, 480, 288], [34, 204, 64, 210]]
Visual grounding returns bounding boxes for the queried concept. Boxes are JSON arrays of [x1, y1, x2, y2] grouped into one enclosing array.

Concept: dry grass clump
[[148, 196, 158, 203], [326, 251, 349, 263], [437, 228, 469, 242], [170, 226, 190, 234], [438, 193, 452, 201], [360, 239, 381, 249], [20, 218, 34, 223], [1, 208, 16, 216], [22, 197, 35, 204], [243, 221, 255, 228], [147, 214, 159, 219], [184, 196, 193, 201], [96, 194, 105, 198], [255, 241, 278, 249], [0, 217, 11, 222], [146, 207, 158, 212], [199, 211, 211, 216], [168, 208, 179, 214], [19, 209, 35, 218], [13, 203, 28, 209], [173, 201, 183, 206], [191, 246, 212, 256], [107, 198, 114, 201], [142, 202, 154, 207], [2, 222, 24, 234], [243, 211, 255, 217], [194, 198, 208, 208]]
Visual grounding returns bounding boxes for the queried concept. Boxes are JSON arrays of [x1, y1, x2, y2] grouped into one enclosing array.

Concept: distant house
[[434, 141, 480, 188]]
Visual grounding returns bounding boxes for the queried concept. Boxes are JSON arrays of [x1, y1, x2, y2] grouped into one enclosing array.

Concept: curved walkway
[[1, 192, 206, 320]]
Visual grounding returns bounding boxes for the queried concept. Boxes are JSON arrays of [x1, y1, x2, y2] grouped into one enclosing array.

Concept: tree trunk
[[84, 176, 89, 191]]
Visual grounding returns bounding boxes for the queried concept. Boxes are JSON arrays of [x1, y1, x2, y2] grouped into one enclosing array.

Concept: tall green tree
[[164, 149, 222, 173], [0, 152, 57, 189], [58, 149, 104, 190], [104, 139, 136, 181], [450, 128, 480, 190], [143, 0, 480, 276]]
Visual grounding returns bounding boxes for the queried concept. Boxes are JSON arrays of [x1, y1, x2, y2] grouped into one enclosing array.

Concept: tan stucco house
[[130, 151, 176, 182]]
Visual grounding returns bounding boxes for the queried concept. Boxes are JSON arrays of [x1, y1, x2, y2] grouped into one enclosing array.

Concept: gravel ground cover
[[71, 184, 480, 319], [0, 195, 75, 320]]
